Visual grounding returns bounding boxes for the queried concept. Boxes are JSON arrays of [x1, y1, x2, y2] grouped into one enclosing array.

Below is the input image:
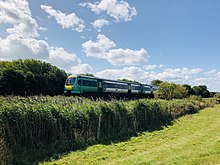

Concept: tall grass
[[0, 96, 216, 164]]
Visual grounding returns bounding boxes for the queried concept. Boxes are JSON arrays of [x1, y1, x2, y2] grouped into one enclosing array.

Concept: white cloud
[[70, 64, 92, 74], [0, 34, 49, 60], [108, 48, 148, 65], [49, 47, 80, 69], [81, 0, 137, 22], [82, 34, 148, 65], [82, 34, 116, 58], [204, 69, 218, 75], [0, 0, 48, 60], [92, 18, 110, 31], [41, 5, 85, 32], [0, 0, 39, 37], [144, 64, 164, 70], [49, 47, 92, 74], [0, 0, 91, 74], [96, 66, 147, 82]]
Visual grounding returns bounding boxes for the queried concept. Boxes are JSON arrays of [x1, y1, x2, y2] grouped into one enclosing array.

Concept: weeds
[[0, 96, 216, 164]]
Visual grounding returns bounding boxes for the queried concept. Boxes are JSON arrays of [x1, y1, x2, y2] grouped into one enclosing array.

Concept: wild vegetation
[[152, 80, 213, 99], [0, 96, 216, 164], [154, 82, 188, 100], [0, 59, 67, 96], [43, 105, 220, 165]]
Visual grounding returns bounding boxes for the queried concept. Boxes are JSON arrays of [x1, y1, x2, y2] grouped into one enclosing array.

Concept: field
[[0, 96, 217, 164], [42, 105, 220, 165]]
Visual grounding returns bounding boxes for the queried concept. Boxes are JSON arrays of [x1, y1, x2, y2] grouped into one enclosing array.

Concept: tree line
[[151, 79, 215, 100], [0, 59, 67, 96], [0, 59, 217, 98]]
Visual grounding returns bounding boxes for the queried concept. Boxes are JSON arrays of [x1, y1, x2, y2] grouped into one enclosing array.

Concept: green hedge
[[0, 96, 216, 164]]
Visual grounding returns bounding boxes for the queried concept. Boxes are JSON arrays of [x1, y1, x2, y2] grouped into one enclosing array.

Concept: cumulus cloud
[[49, 47, 92, 74], [49, 47, 80, 69], [0, 34, 49, 60], [0, 0, 49, 60], [0, 0, 91, 74], [92, 18, 110, 31], [108, 48, 148, 65], [69, 64, 92, 74], [81, 0, 137, 22], [41, 5, 85, 32], [157, 68, 203, 81], [144, 64, 164, 70], [0, 0, 39, 37], [82, 34, 116, 58], [96, 66, 147, 82], [82, 34, 148, 65]]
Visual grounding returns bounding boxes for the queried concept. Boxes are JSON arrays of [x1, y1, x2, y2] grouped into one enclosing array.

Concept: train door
[[97, 79, 103, 95], [128, 83, 131, 94]]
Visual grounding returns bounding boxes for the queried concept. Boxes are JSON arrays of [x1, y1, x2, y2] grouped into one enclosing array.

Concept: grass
[[42, 104, 220, 165]]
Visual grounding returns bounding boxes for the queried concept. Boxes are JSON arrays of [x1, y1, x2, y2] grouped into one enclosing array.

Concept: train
[[64, 74, 157, 98]]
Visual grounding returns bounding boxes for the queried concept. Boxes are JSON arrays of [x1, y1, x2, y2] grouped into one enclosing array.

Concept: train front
[[64, 75, 76, 95]]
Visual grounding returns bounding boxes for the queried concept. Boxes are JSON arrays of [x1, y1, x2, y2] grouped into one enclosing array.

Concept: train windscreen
[[66, 78, 76, 85]]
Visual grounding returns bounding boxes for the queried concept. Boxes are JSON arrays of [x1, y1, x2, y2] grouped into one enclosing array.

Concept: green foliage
[[191, 85, 210, 98], [0, 59, 67, 96], [182, 84, 194, 96], [214, 93, 220, 103], [155, 82, 187, 100], [43, 105, 220, 165], [79, 73, 95, 77], [151, 79, 163, 86], [0, 96, 216, 164], [214, 93, 220, 98]]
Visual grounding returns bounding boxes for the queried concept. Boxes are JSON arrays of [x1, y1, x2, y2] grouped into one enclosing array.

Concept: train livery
[[64, 75, 156, 98]]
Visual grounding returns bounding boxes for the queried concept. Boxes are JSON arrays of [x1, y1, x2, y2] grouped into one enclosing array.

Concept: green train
[[64, 75, 156, 98]]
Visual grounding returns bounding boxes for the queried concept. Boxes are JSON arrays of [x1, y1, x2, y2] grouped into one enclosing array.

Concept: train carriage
[[64, 75, 155, 98]]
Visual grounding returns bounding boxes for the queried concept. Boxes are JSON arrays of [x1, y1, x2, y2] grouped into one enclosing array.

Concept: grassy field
[[42, 105, 220, 165]]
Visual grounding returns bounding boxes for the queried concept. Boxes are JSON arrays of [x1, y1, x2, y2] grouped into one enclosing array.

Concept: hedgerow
[[0, 96, 216, 164]]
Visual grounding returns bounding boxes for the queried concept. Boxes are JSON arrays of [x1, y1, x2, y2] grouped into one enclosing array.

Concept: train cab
[[64, 75, 76, 95]]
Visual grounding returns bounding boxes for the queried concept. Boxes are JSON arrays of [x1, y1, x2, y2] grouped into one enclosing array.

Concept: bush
[[214, 93, 220, 104], [155, 82, 187, 100]]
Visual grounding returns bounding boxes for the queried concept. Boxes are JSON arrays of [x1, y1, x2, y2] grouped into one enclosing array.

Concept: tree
[[0, 59, 67, 96], [155, 82, 187, 100], [192, 85, 210, 98], [151, 79, 163, 86], [182, 84, 194, 96]]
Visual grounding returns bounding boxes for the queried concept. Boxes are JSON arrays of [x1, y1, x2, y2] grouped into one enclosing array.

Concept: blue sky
[[0, 0, 220, 91]]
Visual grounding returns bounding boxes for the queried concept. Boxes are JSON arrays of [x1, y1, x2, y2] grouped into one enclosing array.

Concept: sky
[[0, 0, 220, 92]]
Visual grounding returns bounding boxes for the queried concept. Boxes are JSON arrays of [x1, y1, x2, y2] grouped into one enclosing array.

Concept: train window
[[143, 86, 151, 91], [117, 84, 128, 89], [82, 80, 97, 87], [131, 85, 141, 90], [104, 83, 116, 88], [135, 86, 141, 90], [78, 80, 82, 86], [91, 81, 97, 87], [66, 78, 76, 85]]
